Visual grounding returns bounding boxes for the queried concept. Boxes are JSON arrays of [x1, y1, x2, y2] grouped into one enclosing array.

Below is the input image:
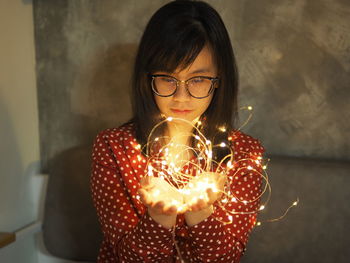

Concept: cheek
[[154, 96, 168, 113], [200, 96, 213, 112]]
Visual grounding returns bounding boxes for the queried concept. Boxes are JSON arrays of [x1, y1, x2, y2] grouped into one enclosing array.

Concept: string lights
[[135, 106, 298, 226]]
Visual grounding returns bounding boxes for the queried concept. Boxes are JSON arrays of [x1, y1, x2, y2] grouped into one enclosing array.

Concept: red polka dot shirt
[[91, 123, 264, 262]]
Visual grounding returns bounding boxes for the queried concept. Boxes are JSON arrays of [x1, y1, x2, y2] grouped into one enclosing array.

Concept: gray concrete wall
[[33, 0, 350, 172]]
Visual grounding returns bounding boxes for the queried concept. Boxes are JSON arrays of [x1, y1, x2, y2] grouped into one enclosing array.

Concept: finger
[[138, 189, 152, 206], [148, 201, 164, 215], [164, 205, 178, 215], [206, 188, 216, 204], [197, 198, 207, 210], [140, 176, 154, 189], [188, 204, 198, 212], [189, 198, 205, 212], [218, 175, 227, 188], [152, 200, 165, 211]]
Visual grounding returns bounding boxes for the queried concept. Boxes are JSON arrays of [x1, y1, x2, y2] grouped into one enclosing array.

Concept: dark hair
[[131, 0, 239, 161]]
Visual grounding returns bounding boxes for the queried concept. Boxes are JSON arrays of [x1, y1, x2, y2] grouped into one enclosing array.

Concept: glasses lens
[[153, 76, 177, 96], [187, 77, 212, 98]]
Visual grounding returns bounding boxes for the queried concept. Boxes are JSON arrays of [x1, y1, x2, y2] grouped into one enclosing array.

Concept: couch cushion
[[43, 145, 102, 261], [242, 157, 350, 263]]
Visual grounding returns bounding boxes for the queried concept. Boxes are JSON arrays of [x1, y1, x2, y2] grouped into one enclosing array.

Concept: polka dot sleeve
[[91, 130, 175, 262], [187, 132, 265, 262]]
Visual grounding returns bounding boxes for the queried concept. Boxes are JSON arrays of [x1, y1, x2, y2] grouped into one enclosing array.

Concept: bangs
[[146, 20, 208, 73]]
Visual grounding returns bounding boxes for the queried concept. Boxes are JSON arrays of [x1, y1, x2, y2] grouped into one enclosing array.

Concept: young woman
[[91, 1, 264, 262]]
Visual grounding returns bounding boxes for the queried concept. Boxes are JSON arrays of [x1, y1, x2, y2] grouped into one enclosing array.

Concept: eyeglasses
[[150, 74, 219, 99]]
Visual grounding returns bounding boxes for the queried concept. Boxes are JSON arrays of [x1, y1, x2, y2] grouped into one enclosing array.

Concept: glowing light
[[153, 189, 160, 197], [218, 126, 226, 132], [148, 165, 153, 176], [207, 150, 212, 159], [256, 222, 261, 226], [248, 106, 253, 111], [141, 114, 297, 228]]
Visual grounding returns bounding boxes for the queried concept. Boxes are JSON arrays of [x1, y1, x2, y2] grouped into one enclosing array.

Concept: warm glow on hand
[[138, 176, 184, 215], [138, 173, 227, 214], [182, 172, 227, 212]]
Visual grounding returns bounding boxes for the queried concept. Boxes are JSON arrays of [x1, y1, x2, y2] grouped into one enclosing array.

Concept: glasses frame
[[150, 74, 219, 99]]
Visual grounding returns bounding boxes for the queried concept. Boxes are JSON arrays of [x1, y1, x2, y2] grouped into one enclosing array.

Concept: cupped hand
[[138, 176, 183, 216], [184, 172, 227, 212]]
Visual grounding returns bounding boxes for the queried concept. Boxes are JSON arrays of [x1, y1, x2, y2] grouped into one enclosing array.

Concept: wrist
[[148, 209, 177, 229], [185, 205, 213, 227]]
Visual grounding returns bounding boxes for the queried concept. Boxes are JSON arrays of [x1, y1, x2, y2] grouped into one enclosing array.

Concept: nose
[[173, 81, 191, 102]]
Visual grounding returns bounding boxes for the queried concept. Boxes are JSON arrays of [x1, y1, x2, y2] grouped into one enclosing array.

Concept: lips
[[171, 108, 193, 114]]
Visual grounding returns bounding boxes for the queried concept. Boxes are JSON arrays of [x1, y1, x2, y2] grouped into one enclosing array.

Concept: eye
[[190, 77, 205, 84], [159, 76, 176, 83]]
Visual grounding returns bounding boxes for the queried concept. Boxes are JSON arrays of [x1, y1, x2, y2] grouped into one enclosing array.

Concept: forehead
[[171, 46, 217, 76]]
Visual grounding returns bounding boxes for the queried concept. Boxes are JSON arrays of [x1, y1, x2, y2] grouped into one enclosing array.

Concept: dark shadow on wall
[[42, 43, 137, 260]]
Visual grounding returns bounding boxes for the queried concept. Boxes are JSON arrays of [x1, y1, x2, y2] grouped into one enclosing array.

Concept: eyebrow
[[156, 68, 213, 75], [189, 68, 212, 74]]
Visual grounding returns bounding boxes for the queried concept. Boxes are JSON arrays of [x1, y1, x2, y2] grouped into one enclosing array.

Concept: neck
[[166, 122, 193, 146]]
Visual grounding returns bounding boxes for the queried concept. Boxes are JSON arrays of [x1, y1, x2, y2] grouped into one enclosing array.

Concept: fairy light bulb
[[148, 165, 153, 176], [218, 126, 226, 132]]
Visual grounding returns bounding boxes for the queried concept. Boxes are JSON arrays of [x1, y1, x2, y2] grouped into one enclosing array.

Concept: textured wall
[[34, 0, 350, 171], [235, 0, 350, 160]]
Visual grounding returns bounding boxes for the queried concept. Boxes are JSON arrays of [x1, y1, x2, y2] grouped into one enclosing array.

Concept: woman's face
[[153, 45, 218, 124]]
